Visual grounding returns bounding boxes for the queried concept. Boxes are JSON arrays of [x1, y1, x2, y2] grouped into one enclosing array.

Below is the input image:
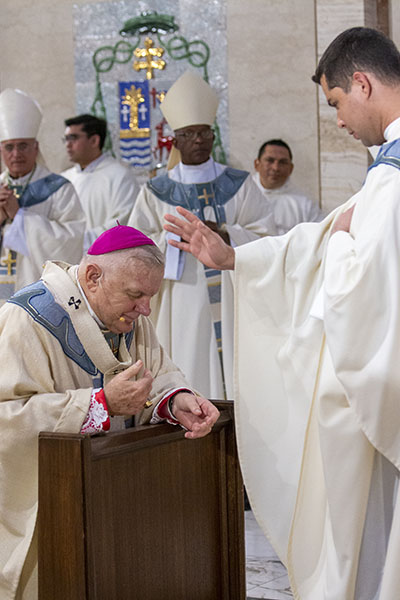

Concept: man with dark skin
[[172, 122, 230, 242], [129, 70, 275, 402]]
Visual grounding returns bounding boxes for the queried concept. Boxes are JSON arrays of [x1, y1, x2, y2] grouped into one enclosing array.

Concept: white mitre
[[0, 88, 42, 142], [160, 71, 219, 169]]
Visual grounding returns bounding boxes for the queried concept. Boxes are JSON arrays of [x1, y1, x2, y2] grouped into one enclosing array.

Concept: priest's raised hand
[[164, 206, 235, 271]]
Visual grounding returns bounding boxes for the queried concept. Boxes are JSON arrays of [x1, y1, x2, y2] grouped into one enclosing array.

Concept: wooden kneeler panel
[[38, 403, 245, 600]]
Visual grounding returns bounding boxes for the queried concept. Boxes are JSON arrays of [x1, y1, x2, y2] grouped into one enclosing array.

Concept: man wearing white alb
[[62, 114, 139, 251], [253, 138, 324, 234], [129, 70, 276, 400], [163, 27, 400, 600]]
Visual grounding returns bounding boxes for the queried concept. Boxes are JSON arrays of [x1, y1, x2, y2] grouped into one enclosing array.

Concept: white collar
[[6, 165, 37, 184], [169, 157, 225, 183], [75, 151, 109, 173], [252, 171, 292, 195], [383, 117, 400, 143]]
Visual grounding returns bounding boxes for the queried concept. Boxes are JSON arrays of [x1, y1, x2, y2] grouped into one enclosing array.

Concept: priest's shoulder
[[146, 172, 174, 196], [383, 138, 400, 157], [6, 280, 98, 375], [222, 166, 250, 186], [368, 139, 400, 174]]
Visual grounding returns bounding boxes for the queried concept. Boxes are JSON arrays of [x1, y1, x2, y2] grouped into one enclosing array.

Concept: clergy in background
[[0, 89, 85, 304], [128, 70, 276, 400], [62, 113, 140, 251], [0, 224, 219, 599], [253, 138, 324, 234]]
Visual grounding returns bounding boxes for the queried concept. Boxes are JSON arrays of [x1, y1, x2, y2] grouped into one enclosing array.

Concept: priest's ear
[[85, 262, 103, 291], [88, 133, 101, 150]]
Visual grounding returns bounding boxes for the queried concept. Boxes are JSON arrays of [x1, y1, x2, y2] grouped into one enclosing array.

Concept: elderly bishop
[[0, 88, 85, 305], [0, 224, 219, 599]]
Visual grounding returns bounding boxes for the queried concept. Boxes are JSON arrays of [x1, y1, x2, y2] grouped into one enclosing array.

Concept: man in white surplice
[[253, 138, 324, 234], [0, 89, 85, 304], [62, 113, 139, 251], [163, 27, 400, 600], [129, 70, 276, 400]]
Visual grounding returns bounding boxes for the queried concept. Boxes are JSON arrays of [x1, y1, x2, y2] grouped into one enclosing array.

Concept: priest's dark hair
[[312, 27, 400, 92], [64, 114, 107, 149], [257, 139, 292, 161]]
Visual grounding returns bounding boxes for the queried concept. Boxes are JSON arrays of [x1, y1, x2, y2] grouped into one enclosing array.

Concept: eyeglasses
[[62, 133, 88, 143], [1, 141, 36, 153], [174, 129, 214, 141]]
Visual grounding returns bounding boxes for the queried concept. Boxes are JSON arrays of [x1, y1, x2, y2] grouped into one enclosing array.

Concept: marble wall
[[227, 0, 319, 203], [0, 0, 110, 173], [391, 1, 400, 47], [0, 0, 395, 212], [315, 0, 369, 214]]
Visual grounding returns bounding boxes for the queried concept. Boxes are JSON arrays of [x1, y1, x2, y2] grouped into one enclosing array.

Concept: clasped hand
[[103, 359, 220, 439], [0, 185, 19, 223], [104, 360, 153, 416], [170, 392, 220, 439]]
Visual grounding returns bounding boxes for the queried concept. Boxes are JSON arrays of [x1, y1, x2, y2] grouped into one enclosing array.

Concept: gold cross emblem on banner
[[133, 37, 166, 80], [2, 251, 17, 276], [122, 84, 145, 133], [198, 188, 214, 205]]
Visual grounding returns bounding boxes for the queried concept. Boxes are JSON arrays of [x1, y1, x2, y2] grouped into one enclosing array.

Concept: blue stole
[[17, 173, 69, 208], [147, 167, 249, 226], [148, 168, 247, 399], [0, 173, 70, 300], [368, 139, 400, 173], [8, 281, 134, 385]]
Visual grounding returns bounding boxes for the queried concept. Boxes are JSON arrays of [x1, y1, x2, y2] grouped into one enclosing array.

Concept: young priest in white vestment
[[164, 27, 400, 600]]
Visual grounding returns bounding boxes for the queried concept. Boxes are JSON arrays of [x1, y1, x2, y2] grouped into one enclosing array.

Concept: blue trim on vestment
[[125, 328, 134, 350], [19, 173, 69, 208], [368, 139, 400, 173], [147, 168, 248, 226], [8, 281, 98, 375]]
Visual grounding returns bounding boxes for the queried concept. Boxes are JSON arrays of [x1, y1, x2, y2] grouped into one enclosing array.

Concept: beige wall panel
[[391, 0, 400, 46], [227, 0, 320, 203], [0, 0, 109, 173], [316, 0, 369, 213]]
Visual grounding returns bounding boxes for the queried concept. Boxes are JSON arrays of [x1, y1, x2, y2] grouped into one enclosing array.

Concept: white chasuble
[[0, 261, 189, 599], [234, 127, 400, 599]]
